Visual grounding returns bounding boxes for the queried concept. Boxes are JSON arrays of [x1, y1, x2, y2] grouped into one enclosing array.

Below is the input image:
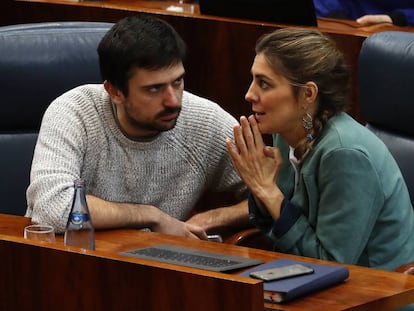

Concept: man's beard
[[124, 107, 182, 133]]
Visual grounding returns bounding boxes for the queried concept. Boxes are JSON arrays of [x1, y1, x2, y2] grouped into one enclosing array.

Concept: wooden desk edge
[[2, 214, 414, 310], [0, 232, 263, 285], [0, 232, 264, 310]]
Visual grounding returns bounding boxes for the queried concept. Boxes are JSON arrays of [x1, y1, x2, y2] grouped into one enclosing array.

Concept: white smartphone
[[250, 264, 314, 282], [207, 234, 223, 243]]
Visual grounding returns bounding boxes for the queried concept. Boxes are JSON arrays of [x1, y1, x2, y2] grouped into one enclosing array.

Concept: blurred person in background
[[314, 0, 414, 26]]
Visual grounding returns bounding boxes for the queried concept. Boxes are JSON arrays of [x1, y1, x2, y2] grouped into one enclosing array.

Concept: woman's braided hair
[[256, 28, 351, 160]]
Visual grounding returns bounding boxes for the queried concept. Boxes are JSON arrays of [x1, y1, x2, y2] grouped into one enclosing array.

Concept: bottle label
[[69, 212, 90, 225]]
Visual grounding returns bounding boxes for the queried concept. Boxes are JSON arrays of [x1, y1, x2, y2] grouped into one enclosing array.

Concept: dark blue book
[[240, 258, 349, 303]]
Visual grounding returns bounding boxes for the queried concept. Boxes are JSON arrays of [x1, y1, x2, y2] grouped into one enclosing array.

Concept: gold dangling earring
[[302, 113, 314, 141]]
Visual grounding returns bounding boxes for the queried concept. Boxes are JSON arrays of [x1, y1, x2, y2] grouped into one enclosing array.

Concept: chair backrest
[[359, 31, 414, 205], [0, 21, 113, 215]]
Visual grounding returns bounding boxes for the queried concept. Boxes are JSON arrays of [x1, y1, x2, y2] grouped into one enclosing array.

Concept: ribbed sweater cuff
[[248, 193, 273, 228], [271, 199, 302, 238]]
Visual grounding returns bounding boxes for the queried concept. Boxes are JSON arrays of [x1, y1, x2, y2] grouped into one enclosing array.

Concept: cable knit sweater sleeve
[[26, 85, 104, 232]]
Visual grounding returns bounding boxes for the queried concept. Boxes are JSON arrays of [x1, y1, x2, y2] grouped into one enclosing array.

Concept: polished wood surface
[[6, 0, 413, 124], [2, 214, 414, 311], [0, 214, 263, 311]]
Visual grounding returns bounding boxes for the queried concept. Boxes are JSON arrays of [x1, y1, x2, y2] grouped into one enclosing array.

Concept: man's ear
[[103, 80, 124, 105]]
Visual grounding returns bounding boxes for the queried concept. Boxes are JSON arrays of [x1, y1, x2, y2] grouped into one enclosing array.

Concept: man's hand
[[87, 194, 207, 239], [153, 212, 208, 240], [186, 201, 249, 232]]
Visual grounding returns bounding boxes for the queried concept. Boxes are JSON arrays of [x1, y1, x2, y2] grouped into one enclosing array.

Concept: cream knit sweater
[[26, 84, 246, 232]]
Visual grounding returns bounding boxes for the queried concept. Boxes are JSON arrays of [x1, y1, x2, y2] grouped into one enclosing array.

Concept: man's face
[[111, 62, 185, 139]]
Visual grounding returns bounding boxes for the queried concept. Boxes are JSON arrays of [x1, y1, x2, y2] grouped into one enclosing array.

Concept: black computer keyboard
[[132, 247, 239, 268], [119, 244, 263, 272]]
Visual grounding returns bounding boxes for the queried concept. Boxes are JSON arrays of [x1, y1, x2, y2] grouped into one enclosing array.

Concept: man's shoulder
[[182, 91, 218, 108], [57, 84, 106, 102], [48, 84, 107, 111], [172, 91, 238, 143], [43, 84, 109, 125]]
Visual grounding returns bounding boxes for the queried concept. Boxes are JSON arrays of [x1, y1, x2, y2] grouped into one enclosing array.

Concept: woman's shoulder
[[312, 113, 396, 171], [322, 113, 386, 150]]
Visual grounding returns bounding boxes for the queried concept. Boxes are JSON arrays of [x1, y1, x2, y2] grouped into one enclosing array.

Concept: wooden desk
[[5, 0, 413, 124], [2, 214, 414, 310]]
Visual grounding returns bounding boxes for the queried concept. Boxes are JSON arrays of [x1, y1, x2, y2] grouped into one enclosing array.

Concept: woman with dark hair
[[226, 28, 414, 271]]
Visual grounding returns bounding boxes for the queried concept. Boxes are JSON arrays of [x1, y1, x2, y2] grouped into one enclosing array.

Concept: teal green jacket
[[249, 112, 414, 270]]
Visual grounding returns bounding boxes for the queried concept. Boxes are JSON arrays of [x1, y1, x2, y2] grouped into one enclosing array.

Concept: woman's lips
[[254, 112, 265, 121]]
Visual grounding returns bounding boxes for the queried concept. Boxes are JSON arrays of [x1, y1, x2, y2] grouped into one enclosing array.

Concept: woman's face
[[245, 53, 305, 141]]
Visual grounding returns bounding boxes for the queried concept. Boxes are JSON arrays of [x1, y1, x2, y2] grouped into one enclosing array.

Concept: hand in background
[[356, 14, 393, 26]]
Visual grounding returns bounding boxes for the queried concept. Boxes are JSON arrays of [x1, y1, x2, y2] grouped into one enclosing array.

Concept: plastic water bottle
[[64, 179, 95, 250]]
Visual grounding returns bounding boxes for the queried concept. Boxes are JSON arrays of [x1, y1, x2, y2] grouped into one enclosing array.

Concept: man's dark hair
[[98, 15, 187, 96]]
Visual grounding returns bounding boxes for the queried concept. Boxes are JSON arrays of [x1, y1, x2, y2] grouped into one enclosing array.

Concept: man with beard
[[26, 16, 249, 238]]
